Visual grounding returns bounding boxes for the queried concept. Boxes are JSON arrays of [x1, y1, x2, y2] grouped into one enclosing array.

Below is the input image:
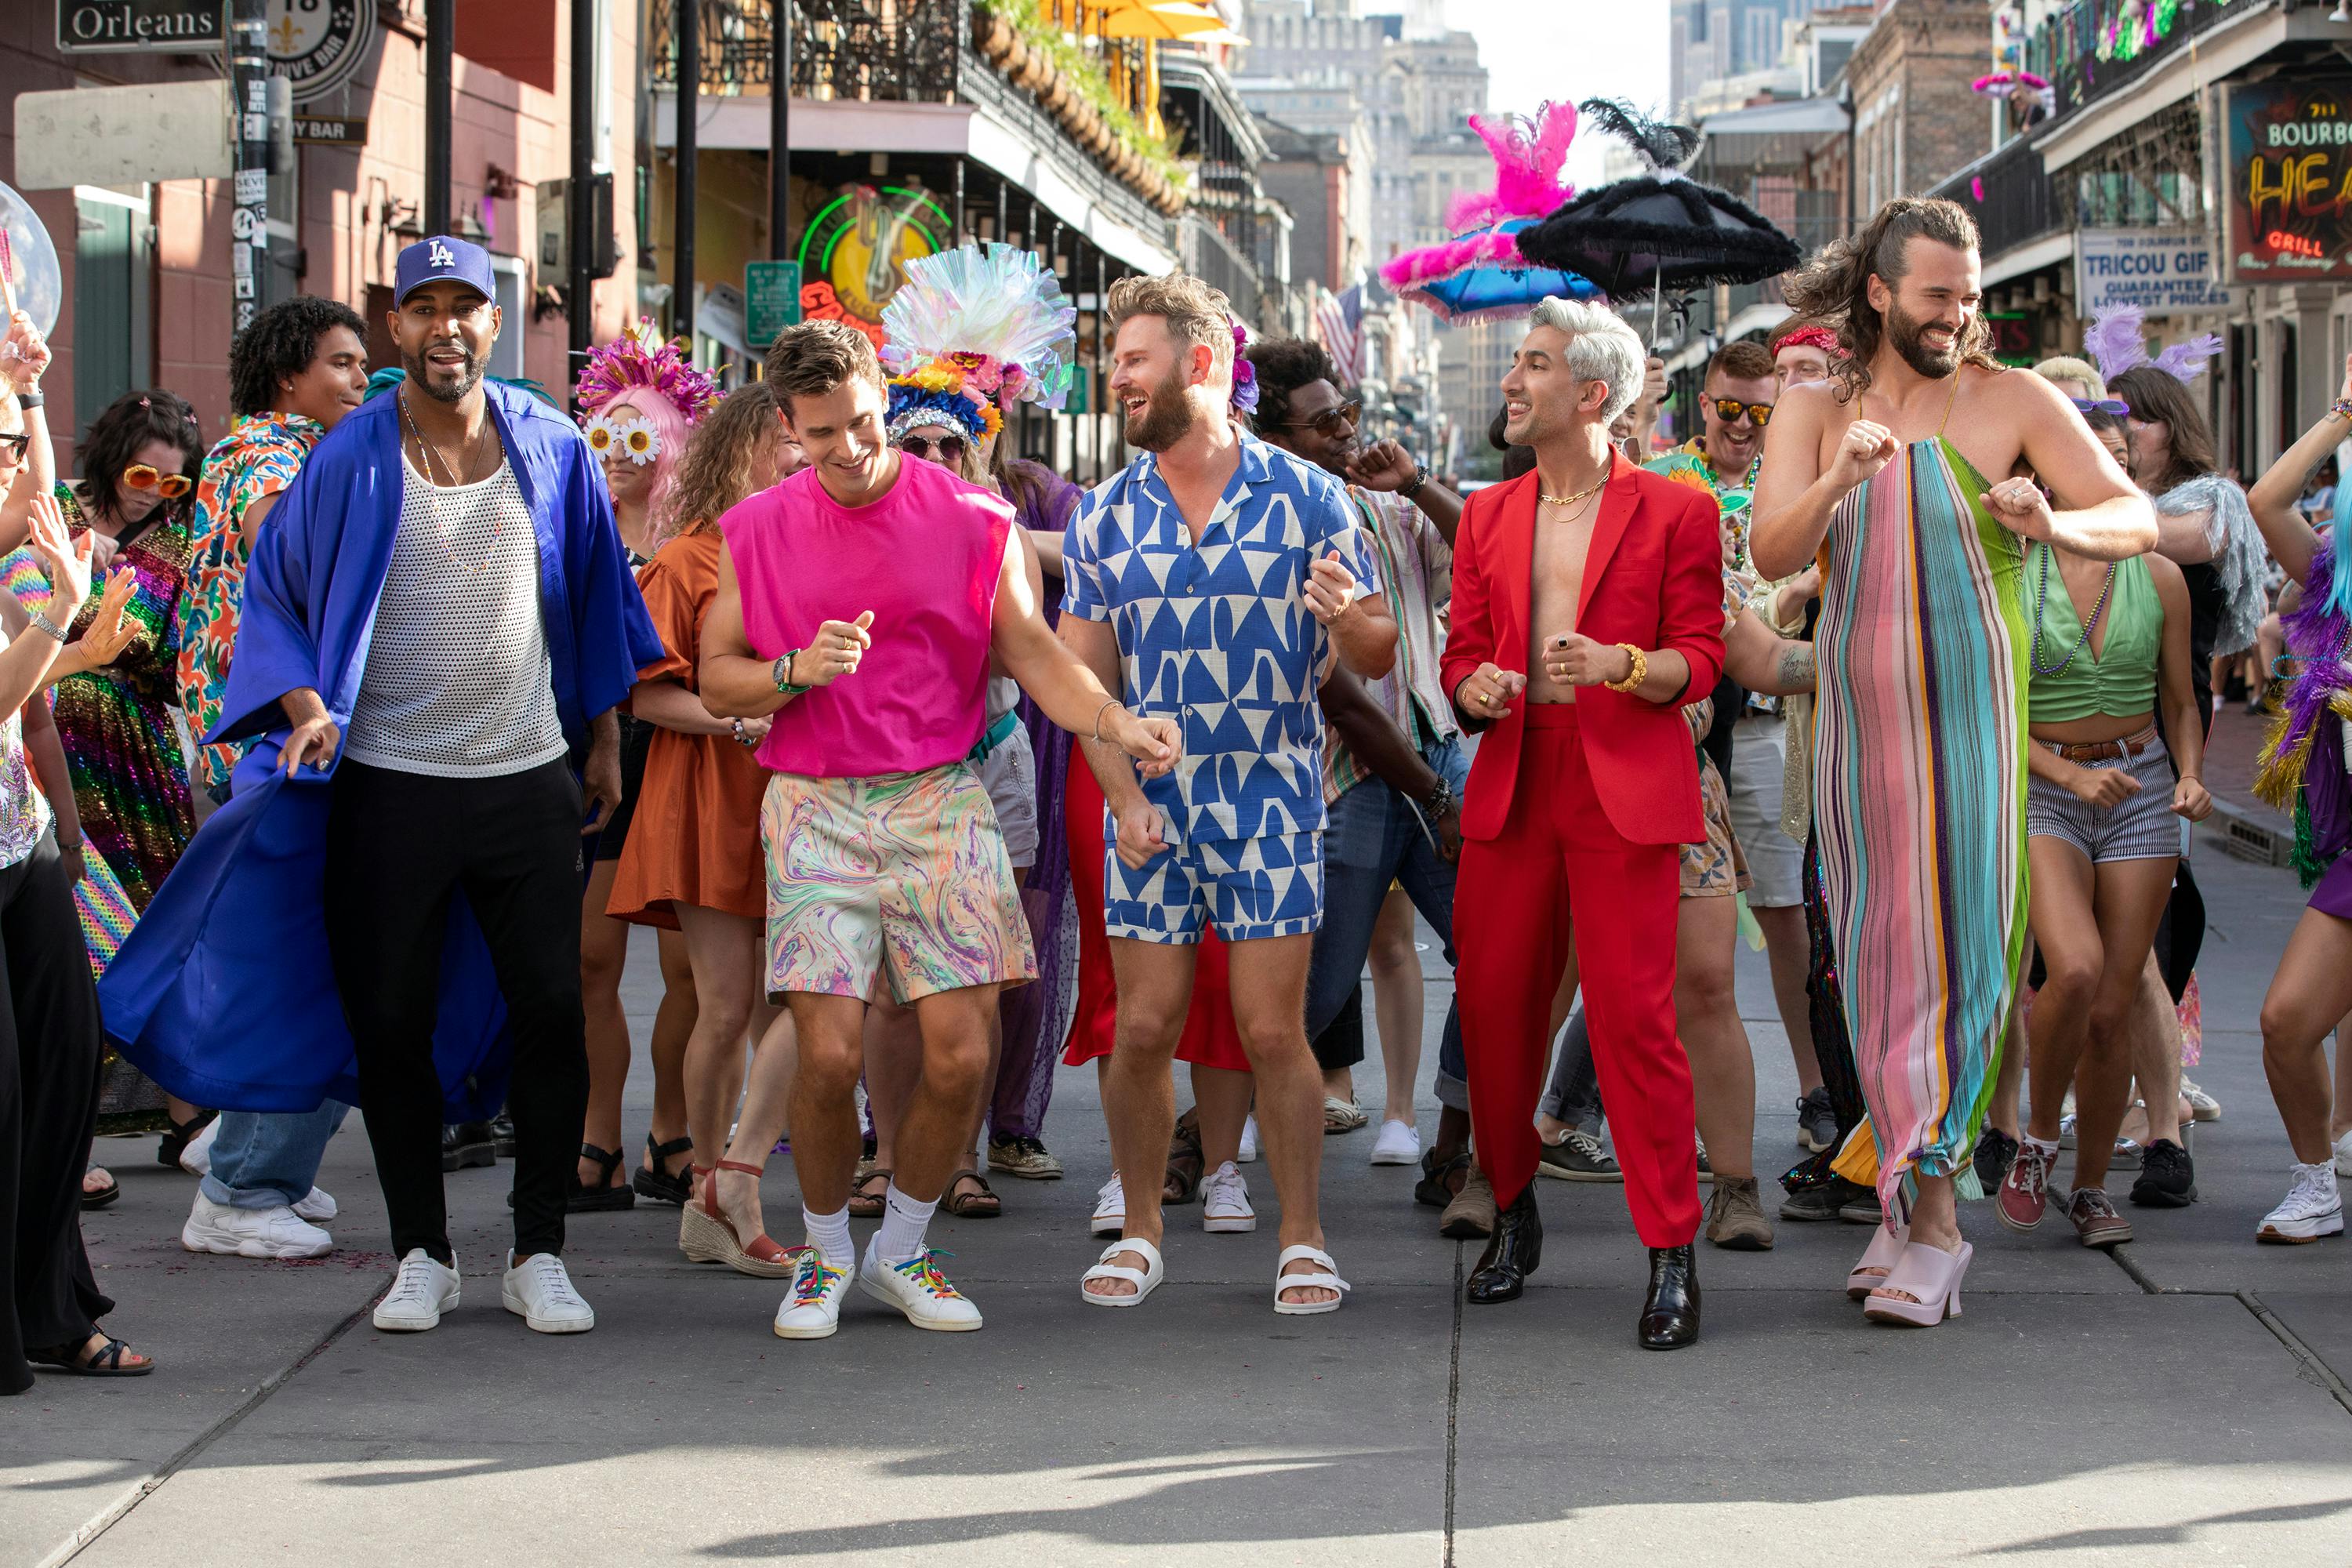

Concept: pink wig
[[591, 387, 690, 535]]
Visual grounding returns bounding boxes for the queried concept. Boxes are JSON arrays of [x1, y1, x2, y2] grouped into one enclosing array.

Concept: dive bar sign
[[292, 115, 368, 147], [57, 1, 222, 53]]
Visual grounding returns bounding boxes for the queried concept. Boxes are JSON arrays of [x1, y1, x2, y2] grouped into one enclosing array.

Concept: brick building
[[1847, 0, 1993, 213]]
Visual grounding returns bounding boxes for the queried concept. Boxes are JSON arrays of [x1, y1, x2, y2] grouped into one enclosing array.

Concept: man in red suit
[[1443, 297, 1727, 1349]]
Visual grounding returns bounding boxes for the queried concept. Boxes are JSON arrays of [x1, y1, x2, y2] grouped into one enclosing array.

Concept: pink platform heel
[[1863, 1239, 1973, 1327], [1845, 1223, 1909, 1301]]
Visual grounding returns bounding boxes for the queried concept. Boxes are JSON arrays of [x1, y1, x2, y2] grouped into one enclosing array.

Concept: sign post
[[746, 260, 802, 354], [229, 0, 269, 334]]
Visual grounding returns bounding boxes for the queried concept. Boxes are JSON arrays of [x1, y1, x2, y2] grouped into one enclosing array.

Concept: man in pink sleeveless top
[[700, 322, 1176, 1340]]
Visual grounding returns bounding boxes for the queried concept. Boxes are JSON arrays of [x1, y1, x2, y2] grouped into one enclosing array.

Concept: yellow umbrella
[[1091, 2, 1247, 42]]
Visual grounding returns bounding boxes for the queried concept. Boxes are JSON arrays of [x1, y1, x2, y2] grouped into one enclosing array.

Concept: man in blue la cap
[[100, 236, 662, 1337]]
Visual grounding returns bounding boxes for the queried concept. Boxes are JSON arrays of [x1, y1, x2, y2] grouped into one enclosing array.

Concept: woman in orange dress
[[608, 384, 803, 1275]]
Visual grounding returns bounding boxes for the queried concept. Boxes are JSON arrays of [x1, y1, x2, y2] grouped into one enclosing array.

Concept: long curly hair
[[1781, 197, 1998, 403], [661, 383, 776, 539]]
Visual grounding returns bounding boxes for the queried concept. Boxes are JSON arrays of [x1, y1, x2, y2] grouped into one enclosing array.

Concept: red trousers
[[1455, 706, 1700, 1245]]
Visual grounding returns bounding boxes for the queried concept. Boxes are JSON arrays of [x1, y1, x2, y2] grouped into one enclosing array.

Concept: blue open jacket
[[99, 379, 663, 1117]]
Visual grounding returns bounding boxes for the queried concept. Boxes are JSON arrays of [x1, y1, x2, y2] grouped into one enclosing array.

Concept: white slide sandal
[[1080, 1237, 1164, 1308], [1273, 1244, 1351, 1316]]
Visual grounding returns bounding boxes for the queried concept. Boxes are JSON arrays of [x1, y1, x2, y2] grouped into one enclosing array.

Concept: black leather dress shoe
[[1639, 1244, 1700, 1349], [1465, 1183, 1542, 1304]]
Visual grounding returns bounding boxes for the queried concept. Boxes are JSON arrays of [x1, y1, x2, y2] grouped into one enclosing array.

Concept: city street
[[6, 801, 2347, 1568]]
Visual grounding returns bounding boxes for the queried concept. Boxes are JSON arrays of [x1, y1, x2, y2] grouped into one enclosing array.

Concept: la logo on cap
[[428, 238, 456, 269]]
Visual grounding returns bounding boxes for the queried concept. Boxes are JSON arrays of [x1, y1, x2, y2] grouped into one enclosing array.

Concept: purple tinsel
[[2269, 547, 2352, 776]]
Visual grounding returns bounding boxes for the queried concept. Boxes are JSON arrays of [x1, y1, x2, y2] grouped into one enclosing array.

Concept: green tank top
[[2025, 546, 2161, 724]]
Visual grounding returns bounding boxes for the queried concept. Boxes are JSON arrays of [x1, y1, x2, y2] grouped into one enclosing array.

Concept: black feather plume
[[1577, 98, 1699, 172]]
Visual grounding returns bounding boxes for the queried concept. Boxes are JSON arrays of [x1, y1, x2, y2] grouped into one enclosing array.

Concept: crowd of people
[[3, 193, 2347, 1388]]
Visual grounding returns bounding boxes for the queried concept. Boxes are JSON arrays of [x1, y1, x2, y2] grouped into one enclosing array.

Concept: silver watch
[[27, 608, 67, 644]]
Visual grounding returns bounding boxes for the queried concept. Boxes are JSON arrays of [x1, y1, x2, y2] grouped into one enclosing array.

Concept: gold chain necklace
[[1538, 475, 1608, 510]]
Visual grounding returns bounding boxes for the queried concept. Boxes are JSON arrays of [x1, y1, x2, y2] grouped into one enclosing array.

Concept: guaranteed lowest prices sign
[[2074, 230, 2230, 315], [2226, 78, 2352, 281]]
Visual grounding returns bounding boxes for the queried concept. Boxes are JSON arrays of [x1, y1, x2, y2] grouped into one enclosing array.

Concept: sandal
[[81, 1167, 121, 1211], [1846, 1222, 1909, 1301], [1323, 1097, 1368, 1134], [157, 1109, 216, 1170], [942, 1168, 1002, 1219], [31, 1332, 154, 1377], [633, 1132, 695, 1207], [1864, 1240, 1973, 1327], [1166, 1109, 1204, 1205], [1273, 1244, 1351, 1316], [678, 1160, 797, 1278], [568, 1142, 637, 1213], [848, 1166, 891, 1220], [1080, 1236, 1164, 1308]]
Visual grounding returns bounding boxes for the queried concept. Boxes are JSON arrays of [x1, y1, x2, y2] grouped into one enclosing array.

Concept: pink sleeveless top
[[720, 457, 1014, 779]]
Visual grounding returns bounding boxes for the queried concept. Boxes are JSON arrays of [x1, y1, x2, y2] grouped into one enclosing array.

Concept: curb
[[2205, 796, 2292, 869]]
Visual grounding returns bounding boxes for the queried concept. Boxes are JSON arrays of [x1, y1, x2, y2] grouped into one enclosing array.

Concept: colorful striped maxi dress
[[1813, 428, 2028, 1224]]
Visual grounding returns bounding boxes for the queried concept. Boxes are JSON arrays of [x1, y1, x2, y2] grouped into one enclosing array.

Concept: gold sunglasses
[[122, 463, 192, 499]]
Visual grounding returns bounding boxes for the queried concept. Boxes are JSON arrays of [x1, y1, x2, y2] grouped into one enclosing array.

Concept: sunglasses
[[898, 434, 967, 463], [1711, 397, 1773, 427], [0, 432, 27, 466], [1276, 399, 1362, 437], [122, 463, 191, 499], [2071, 397, 2131, 416]]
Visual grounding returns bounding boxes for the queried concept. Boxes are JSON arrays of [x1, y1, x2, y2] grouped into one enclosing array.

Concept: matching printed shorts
[[1104, 828, 1324, 945], [761, 765, 1037, 1004]]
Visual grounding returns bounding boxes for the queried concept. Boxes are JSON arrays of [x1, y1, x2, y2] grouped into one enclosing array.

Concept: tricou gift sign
[[2225, 79, 2352, 282], [2074, 230, 2230, 315]]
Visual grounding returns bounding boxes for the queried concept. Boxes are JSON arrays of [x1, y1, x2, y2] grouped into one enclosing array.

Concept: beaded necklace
[[2026, 540, 2116, 677]]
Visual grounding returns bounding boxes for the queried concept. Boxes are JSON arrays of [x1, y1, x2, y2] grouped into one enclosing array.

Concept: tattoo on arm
[[1777, 642, 1815, 693]]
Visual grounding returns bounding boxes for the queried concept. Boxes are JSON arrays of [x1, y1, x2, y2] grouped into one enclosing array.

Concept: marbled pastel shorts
[[760, 765, 1037, 1004]]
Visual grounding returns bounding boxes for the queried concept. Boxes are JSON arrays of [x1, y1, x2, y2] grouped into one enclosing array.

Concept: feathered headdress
[[575, 318, 720, 422], [1378, 100, 1599, 321], [880, 242, 1076, 442], [2082, 303, 2223, 386]]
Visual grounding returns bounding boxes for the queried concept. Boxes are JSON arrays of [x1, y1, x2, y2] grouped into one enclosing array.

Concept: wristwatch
[[771, 650, 811, 696], [27, 608, 67, 644], [1421, 775, 1457, 821], [1399, 464, 1427, 501], [16, 388, 43, 411]]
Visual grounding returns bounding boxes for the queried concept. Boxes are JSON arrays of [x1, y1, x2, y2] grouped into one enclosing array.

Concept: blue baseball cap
[[394, 234, 495, 306]]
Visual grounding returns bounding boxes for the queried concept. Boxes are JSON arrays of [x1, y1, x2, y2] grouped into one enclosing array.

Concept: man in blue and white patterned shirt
[[1060, 273, 1395, 1317]]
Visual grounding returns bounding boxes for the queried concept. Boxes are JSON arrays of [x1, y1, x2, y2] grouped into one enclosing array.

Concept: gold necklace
[[1538, 475, 1608, 510]]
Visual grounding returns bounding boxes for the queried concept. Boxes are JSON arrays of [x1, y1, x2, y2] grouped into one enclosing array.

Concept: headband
[[1771, 325, 1838, 358], [575, 318, 719, 423]]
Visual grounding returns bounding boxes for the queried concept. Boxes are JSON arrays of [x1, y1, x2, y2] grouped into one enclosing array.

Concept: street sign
[[746, 260, 802, 351], [13, 80, 232, 190], [292, 115, 368, 147], [56, 0, 220, 52], [2074, 228, 2232, 316], [264, 0, 377, 103]]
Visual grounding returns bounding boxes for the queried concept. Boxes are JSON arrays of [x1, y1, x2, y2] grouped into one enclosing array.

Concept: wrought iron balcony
[[650, 0, 963, 103]]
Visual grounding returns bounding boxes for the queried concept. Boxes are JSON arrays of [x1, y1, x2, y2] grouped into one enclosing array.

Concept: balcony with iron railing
[[1178, 211, 1262, 327], [648, 0, 1186, 222], [1928, 134, 2061, 263], [2022, 0, 2278, 133]]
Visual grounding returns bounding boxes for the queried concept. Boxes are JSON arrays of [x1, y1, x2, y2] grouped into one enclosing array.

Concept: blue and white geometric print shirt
[[1062, 432, 1378, 844]]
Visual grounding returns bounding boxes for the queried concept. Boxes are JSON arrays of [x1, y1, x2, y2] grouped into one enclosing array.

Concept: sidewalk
[[7, 840, 2348, 1568]]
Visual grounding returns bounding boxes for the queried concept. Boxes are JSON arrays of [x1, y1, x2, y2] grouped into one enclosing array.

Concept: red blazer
[[1440, 455, 1727, 847]]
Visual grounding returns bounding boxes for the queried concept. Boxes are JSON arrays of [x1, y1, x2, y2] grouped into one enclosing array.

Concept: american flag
[[1315, 282, 1364, 385]]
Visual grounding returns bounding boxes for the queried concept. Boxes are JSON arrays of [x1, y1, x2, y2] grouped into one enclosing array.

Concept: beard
[[1121, 367, 1194, 452], [1884, 299, 1962, 379], [403, 343, 485, 403]]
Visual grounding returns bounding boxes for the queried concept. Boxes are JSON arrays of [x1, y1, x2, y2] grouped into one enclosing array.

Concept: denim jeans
[[1538, 1004, 1604, 1134], [200, 1103, 350, 1210], [1305, 737, 1472, 1110]]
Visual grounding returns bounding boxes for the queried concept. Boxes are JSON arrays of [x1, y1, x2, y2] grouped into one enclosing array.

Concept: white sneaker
[[1370, 1119, 1421, 1166], [2336, 1131, 2352, 1178], [1091, 1174, 1126, 1238], [500, 1251, 595, 1334], [1201, 1161, 1256, 1232], [180, 1192, 332, 1259], [373, 1247, 461, 1331], [2180, 1078, 2222, 1122], [773, 1248, 855, 1340], [2258, 1163, 2346, 1244], [292, 1186, 336, 1223], [178, 1116, 219, 1177], [1237, 1114, 1259, 1163], [858, 1241, 982, 1331]]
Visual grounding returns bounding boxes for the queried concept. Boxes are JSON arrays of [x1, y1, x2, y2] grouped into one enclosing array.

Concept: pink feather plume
[[1379, 231, 1527, 293], [1444, 102, 1579, 233]]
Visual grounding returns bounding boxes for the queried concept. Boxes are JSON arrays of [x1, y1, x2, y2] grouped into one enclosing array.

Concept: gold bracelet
[[1604, 643, 1647, 693]]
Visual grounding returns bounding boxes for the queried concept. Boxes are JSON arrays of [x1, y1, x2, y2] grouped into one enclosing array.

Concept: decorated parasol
[[0, 180, 63, 336], [1379, 101, 1599, 321], [1513, 100, 1801, 343]]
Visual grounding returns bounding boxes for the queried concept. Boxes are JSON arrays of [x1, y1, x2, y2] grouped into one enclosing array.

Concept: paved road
[[6, 819, 2349, 1567]]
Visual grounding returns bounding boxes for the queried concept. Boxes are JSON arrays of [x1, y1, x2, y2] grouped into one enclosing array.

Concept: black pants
[[1, 830, 109, 1395], [324, 758, 588, 1265]]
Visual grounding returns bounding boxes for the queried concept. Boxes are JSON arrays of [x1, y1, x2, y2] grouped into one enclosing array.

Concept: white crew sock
[[871, 1181, 939, 1266], [803, 1205, 855, 1269]]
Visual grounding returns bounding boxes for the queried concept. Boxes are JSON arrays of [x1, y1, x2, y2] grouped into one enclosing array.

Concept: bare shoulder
[[1976, 361, 2069, 423], [2144, 548, 2190, 599], [1779, 378, 1849, 429]]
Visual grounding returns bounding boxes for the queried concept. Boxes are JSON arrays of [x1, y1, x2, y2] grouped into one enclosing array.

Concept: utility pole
[[675, 0, 699, 345], [425, 0, 453, 235], [769, 1, 790, 262], [228, 0, 268, 334], [569, 0, 597, 405]]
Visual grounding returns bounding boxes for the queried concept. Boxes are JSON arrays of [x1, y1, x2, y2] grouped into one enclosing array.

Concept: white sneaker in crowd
[[181, 1192, 332, 1259], [1201, 1161, 1256, 1232], [1370, 1119, 1421, 1166], [2335, 1130, 2352, 1179], [2180, 1078, 2222, 1122], [293, 1186, 337, 1223], [178, 1116, 219, 1177], [1237, 1115, 1259, 1163], [373, 1247, 461, 1332], [2257, 1162, 2346, 1244], [773, 1248, 854, 1340], [1091, 1174, 1126, 1238], [858, 1241, 982, 1331], [501, 1251, 595, 1334]]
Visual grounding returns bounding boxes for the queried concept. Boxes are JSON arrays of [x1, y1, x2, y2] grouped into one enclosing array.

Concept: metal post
[[568, 0, 597, 405], [952, 158, 965, 249], [995, 176, 1007, 246], [675, 0, 699, 343], [1094, 249, 1108, 480], [229, 0, 268, 333], [770, 0, 792, 260], [424, 0, 453, 236]]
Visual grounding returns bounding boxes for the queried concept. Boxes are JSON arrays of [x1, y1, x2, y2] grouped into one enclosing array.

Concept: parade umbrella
[[0, 180, 62, 337], [1513, 100, 1801, 343], [1091, 1, 1247, 42], [1380, 102, 1602, 321]]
